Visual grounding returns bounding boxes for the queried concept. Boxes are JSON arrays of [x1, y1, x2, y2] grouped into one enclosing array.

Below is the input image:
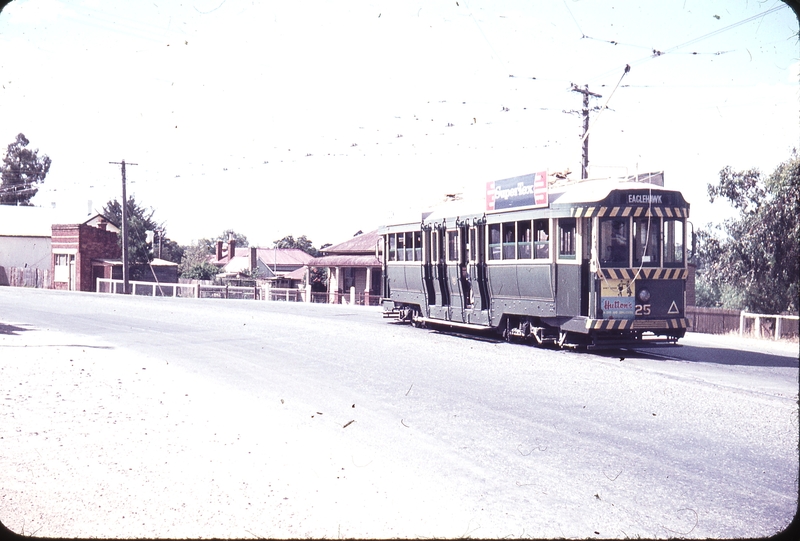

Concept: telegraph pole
[[109, 159, 137, 294], [569, 84, 602, 179]]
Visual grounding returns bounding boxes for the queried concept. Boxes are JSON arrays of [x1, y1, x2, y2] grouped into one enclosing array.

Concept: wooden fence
[[0, 266, 50, 288], [686, 305, 799, 340]]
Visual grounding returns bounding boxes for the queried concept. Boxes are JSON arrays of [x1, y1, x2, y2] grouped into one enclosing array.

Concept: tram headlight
[[638, 288, 651, 302]]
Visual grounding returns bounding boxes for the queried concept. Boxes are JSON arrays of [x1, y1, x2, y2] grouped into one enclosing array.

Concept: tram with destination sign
[[380, 171, 691, 348]]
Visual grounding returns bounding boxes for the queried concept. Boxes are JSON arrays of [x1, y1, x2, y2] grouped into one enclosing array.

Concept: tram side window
[[431, 232, 439, 263], [403, 232, 414, 262], [469, 228, 476, 262], [388, 234, 396, 261], [396, 233, 405, 261], [516, 220, 532, 259], [502, 222, 516, 259], [488, 224, 501, 260], [414, 231, 422, 261], [558, 218, 576, 260], [633, 217, 660, 267], [447, 230, 459, 262], [600, 217, 629, 267], [663, 219, 685, 266], [534, 219, 549, 259]]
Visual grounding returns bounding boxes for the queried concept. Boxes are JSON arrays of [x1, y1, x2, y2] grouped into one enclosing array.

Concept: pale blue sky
[[0, 0, 797, 247]]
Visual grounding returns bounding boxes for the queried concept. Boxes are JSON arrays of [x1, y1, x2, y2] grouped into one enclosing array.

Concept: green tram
[[380, 172, 691, 348]]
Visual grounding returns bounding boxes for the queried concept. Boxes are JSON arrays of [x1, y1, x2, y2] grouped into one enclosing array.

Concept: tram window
[[396, 233, 405, 261], [404, 232, 415, 262], [469, 228, 476, 262], [488, 224, 501, 260], [431, 233, 439, 263], [534, 219, 550, 260], [663, 219, 685, 266], [502, 222, 516, 259], [600, 218, 629, 267], [558, 218, 576, 259], [517, 220, 532, 259], [414, 231, 422, 261], [388, 234, 396, 261], [447, 230, 459, 262], [633, 217, 660, 267]]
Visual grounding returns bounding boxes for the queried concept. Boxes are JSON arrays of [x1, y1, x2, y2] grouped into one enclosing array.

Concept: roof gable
[[322, 230, 380, 255]]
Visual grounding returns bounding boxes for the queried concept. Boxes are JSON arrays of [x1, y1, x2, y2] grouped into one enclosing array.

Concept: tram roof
[[380, 173, 687, 231], [549, 179, 679, 206]]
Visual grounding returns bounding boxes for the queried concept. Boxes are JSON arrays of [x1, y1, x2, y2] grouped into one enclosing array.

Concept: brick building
[[51, 219, 120, 291]]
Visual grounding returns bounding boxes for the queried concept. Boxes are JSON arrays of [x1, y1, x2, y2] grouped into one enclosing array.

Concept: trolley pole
[[109, 159, 138, 294], [570, 84, 602, 179]]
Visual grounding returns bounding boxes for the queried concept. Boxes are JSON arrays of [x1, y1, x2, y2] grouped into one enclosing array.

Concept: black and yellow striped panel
[[571, 206, 688, 219], [586, 318, 689, 331], [599, 268, 688, 280]]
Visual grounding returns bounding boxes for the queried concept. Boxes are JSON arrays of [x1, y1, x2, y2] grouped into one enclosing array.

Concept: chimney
[[250, 247, 257, 273], [96, 217, 107, 231], [229, 238, 236, 258], [216, 240, 223, 261]]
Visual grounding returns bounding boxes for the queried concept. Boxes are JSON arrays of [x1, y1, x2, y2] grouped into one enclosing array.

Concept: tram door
[[468, 223, 490, 312], [429, 225, 451, 320], [421, 226, 437, 309], [445, 226, 468, 322], [581, 217, 592, 317]]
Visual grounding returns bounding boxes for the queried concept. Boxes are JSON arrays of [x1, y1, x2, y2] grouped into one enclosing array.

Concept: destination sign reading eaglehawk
[[628, 194, 662, 204]]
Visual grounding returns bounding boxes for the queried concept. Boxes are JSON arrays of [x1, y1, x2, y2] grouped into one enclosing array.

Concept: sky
[[0, 0, 797, 248]]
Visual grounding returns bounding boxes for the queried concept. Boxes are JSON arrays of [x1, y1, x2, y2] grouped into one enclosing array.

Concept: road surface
[[1, 288, 797, 538]]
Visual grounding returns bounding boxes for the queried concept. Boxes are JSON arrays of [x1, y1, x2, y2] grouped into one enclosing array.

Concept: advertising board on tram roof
[[485, 171, 548, 212]]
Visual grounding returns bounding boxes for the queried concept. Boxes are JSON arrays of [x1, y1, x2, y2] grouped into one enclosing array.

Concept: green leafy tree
[[178, 243, 220, 279], [0, 133, 52, 205], [102, 197, 181, 270], [274, 234, 319, 257], [195, 229, 249, 255], [274, 234, 328, 290], [696, 151, 799, 313]]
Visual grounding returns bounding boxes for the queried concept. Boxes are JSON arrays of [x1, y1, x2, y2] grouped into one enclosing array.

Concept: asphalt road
[[1, 287, 798, 538]]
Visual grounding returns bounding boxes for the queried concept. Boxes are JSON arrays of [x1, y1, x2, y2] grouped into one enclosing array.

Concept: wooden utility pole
[[569, 84, 602, 179], [109, 159, 137, 294]]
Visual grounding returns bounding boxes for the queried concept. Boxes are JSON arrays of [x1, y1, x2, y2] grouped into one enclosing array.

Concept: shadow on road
[[605, 345, 800, 369], [0, 323, 32, 335]]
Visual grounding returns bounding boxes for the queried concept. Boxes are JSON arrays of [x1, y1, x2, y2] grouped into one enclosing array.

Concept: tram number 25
[[635, 304, 651, 316]]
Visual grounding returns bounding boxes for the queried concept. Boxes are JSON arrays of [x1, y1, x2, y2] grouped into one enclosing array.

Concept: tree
[[102, 196, 182, 275], [696, 151, 799, 313], [178, 243, 220, 279], [274, 234, 319, 257], [195, 229, 249, 255], [0, 133, 52, 205]]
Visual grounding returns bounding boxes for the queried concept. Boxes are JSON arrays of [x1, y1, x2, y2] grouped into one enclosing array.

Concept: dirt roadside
[[0, 321, 378, 539]]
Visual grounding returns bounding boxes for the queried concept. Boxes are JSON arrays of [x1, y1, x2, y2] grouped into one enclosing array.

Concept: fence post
[[350, 286, 355, 305], [775, 316, 782, 340], [739, 310, 745, 338], [305, 284, 312, 303], [754, 315, 761, 339]]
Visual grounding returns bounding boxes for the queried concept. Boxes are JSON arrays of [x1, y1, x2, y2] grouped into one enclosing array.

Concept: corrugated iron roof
[[0, 205, 97, 237], [321, 229, 380, 255], [308, 254, 380, 267], [283, 266, 308, 280], [256, 248, 314, 266]]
